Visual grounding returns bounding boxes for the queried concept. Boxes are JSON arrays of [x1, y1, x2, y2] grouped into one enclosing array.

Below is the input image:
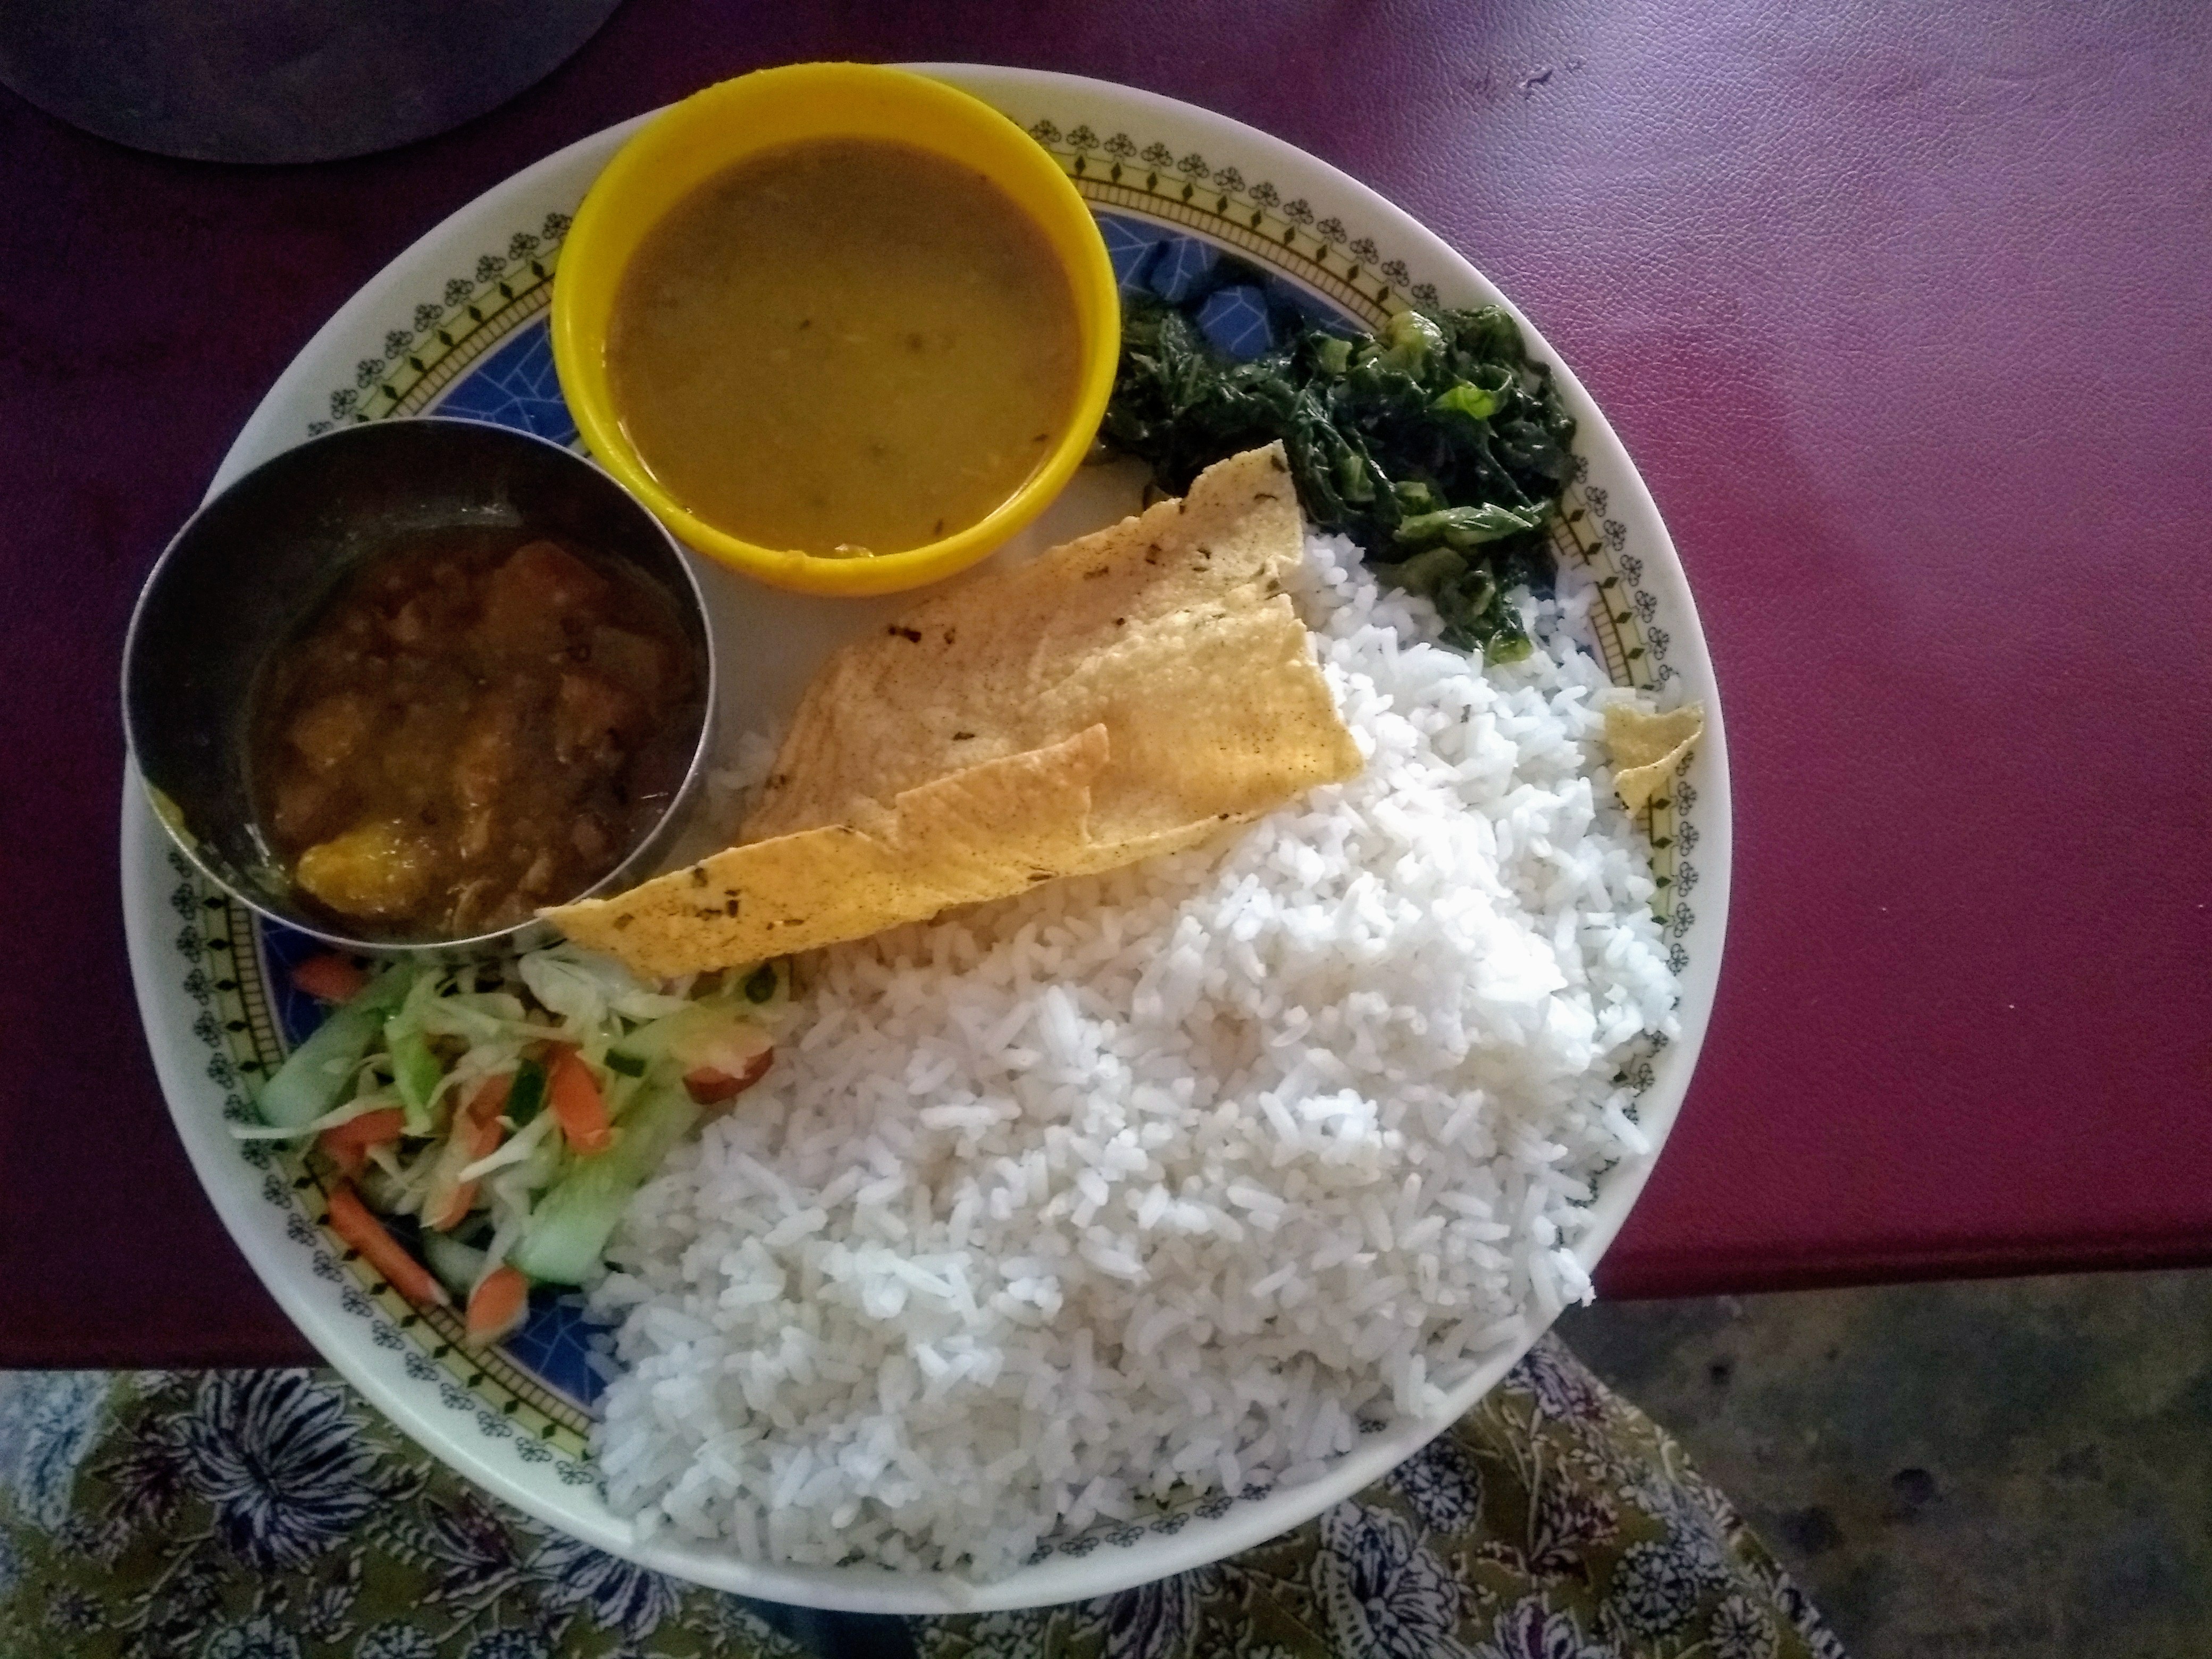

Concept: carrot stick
[[548, 1049, 613, 1155], [292, 953, 370, 1003], [464, 1070, 513, 1128], [426, 1074, 513, 1231], [326, 1182, 448, 1308], [465, 1263, 531, 1345], [317, 1106, 407, 1179]]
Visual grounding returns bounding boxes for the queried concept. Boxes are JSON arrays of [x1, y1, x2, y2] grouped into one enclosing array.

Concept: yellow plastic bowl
[[551, 63, 1121, 598]]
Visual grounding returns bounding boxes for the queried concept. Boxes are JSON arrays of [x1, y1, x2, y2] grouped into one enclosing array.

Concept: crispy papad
[[743, 443, 1360, 847], [551, 445, 1363, 975], [549, 727, 1113, 977]]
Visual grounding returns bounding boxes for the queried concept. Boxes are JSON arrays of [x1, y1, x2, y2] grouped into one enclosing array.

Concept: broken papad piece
[[742, 442, 1362, 848], [547, 728, 1139, 978], [1603, 701, 1705, 813]]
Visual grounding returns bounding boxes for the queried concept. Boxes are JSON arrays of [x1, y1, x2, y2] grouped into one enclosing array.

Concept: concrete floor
[[1555, 1268, 2212, 1659]]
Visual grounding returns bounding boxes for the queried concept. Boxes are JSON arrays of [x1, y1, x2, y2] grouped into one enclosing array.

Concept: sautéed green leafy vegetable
[[1103, 296, 1577, 660]]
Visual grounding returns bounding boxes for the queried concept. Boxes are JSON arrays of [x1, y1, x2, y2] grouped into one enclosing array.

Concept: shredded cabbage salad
[[241, 942, 788, 1341]]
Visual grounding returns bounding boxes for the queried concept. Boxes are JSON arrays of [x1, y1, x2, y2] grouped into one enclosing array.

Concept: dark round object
[[0, 0, 625, 164], [122, 417, 716, 957]]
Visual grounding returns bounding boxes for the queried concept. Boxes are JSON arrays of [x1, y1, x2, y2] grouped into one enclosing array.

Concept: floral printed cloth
[[0, 1337, 1844, 1659]]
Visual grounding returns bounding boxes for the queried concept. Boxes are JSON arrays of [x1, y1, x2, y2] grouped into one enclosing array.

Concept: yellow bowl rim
[[550, 63, 1121, 598]]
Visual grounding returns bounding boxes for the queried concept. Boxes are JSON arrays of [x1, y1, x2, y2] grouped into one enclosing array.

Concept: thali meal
[[249, 534, 701, 938], [198, 78, 1705, 1575], [607, 137, 1085, 557]]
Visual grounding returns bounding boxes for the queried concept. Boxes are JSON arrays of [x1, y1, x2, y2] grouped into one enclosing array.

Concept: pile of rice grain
[[590, 533, 1678, 1577]]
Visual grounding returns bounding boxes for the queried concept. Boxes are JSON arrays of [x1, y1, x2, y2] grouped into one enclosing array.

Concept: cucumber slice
[[255, 963, 414, 1128], [509, 1083, 699, 1285]]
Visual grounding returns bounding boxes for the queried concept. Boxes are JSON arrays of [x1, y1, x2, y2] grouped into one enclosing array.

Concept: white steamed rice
[[588, 531, 1679, 1577]]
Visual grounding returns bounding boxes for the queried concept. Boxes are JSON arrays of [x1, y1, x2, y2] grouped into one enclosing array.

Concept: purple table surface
[[2, 0, 2207, 1366]]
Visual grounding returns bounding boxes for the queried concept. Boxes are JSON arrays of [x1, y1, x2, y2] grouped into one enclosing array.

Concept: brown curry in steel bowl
[[123, 417, 716, 956], [251, 533, 701, 940]]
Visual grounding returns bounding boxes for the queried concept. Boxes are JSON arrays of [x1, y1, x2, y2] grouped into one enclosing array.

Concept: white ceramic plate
[[122, 66, 1729, 1614]]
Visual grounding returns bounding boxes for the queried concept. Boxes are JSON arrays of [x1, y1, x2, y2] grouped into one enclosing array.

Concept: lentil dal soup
[[605, 137, 1085, 556]]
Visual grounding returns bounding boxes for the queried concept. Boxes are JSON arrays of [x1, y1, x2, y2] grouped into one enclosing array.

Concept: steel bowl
[[122, 416, 716, 958]]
